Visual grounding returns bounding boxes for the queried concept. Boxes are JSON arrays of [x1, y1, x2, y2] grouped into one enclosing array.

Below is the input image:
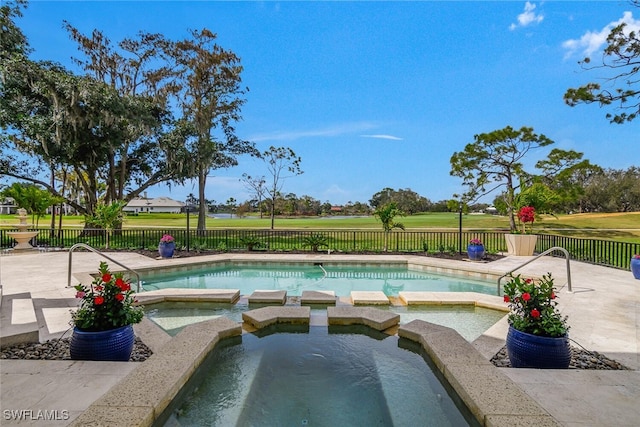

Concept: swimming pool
[[141, 263, 497, 297], [145, 302, 505, 341], [157, 326, 481, 426]]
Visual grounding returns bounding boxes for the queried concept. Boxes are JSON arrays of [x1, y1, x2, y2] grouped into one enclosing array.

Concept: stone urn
[[504, 234, 537, 256]]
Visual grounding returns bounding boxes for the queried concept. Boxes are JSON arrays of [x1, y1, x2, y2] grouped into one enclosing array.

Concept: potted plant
[[631, 254, 640, 280], [70, 262, 144, 361], [158, 234, 175, 258], [503, 273, 570, 368], [467, 238, 485, 261], [505, 206, 538, 256]]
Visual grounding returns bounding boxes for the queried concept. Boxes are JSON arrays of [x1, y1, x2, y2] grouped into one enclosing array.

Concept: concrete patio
[[0, 250, 638, 426]]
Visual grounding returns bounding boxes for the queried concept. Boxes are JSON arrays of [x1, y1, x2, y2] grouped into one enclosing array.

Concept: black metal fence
[[1, 228, 638, 271]]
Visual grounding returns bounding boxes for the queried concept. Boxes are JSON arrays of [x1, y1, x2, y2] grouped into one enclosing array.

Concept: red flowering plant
[[469, 238, 483, 246], [502, 273, 569, 338], [516, 206, 536, 234], [70, 261, 144, 332]]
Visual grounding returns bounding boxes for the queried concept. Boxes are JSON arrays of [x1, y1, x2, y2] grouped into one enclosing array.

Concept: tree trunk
[[50, 165, 56, 238], [197, 170, 207, 232], [58, 202, 63, 238], [270, 200, 275, 230]]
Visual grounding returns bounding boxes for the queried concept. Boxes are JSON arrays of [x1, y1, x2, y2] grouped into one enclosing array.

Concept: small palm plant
[[87, 201, 126, 249], [302, 233, 329, 252], [239, 235, 262, 251]]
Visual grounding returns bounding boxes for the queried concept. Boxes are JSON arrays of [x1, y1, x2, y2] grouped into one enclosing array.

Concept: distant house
[[0, 197, 17, 215], [124, 197, 184, 214], [485, 206, 499, 215]]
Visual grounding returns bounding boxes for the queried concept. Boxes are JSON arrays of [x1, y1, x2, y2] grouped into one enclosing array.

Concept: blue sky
[[13, 1, 640, 206]]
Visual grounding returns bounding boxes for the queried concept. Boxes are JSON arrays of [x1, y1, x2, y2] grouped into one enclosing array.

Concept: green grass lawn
[[2, 211, 639, 243]]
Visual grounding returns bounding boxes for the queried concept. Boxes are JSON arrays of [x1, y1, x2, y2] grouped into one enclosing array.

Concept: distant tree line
[[192, 167, 640, 219]]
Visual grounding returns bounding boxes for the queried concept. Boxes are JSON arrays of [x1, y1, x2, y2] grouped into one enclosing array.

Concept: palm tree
[[373, 202, 405, 252], [88, 201, 126, 249]]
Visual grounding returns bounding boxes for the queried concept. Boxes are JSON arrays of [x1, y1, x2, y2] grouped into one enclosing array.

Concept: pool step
[[350, 291, 390, 305], [242, 306, 311, 329], [301, 290, 336, 305], [136, 288, 240, 305], [372, 349, 450, 425], [248, 290, 287, 305], [220, 348, 265, 425], [327, 307, 399, 331], [0, 292, 39, 348]]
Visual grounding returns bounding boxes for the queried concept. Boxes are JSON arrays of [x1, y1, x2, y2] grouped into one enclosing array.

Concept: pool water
[[142, 264, 496, 297], [159, 327, 481, 427], [145, 302, 505, 341]]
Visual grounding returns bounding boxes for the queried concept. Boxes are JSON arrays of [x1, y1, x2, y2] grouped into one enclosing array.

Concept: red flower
[[530, 308, 540, 319], [503, 295, 510, 303], [94, 296, 105, 305], [102, 273, 112, 283], [115, 293, 125, 302], [75, 291, 85, 299], [550, 292, 556, 299], [95, 285, 103, 292], [522, 292, 531, 301], [115, 278, 128, 291], [525, 278, 532, 284], [517, 206, 535, 223]]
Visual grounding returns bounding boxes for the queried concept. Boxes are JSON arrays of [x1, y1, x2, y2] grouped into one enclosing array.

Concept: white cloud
[[510, 2, 544, 31], [321, 184, 351, 204], [359, 134, 403, 141], [562, 11, 640, 59], [249, 121, 377, 142]]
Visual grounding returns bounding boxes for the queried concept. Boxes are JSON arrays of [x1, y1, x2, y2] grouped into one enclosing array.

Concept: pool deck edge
[[68, 316, 242, 427], [399, 320, 562, 426]]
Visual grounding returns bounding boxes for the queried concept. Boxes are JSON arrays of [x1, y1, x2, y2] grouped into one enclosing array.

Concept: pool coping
[[69, 306, 558, 427], [399, 319, 561, 426], [77, 253, 510, 291], [69, 316, 242, 426]]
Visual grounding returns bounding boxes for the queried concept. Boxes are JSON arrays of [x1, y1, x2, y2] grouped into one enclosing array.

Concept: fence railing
[[1, 228, 638, 271]]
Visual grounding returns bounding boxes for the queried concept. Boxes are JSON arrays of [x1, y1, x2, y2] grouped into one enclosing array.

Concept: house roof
[[125, 197, 185, 208]]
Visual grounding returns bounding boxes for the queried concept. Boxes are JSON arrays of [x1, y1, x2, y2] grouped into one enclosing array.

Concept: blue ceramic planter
[[631, 258, 640, 280], [70, 325, 135, 361], [158, 241, 175, 258], [506, 326, 571, 369], [467, 244, 485, 261]]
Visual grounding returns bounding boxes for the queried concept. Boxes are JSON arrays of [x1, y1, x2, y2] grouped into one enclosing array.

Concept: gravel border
[[0, 337, 152, 362], [490, 345, 629, 370]]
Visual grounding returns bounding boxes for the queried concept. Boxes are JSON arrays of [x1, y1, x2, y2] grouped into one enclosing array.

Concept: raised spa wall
[[70, 306, 561, 427]]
